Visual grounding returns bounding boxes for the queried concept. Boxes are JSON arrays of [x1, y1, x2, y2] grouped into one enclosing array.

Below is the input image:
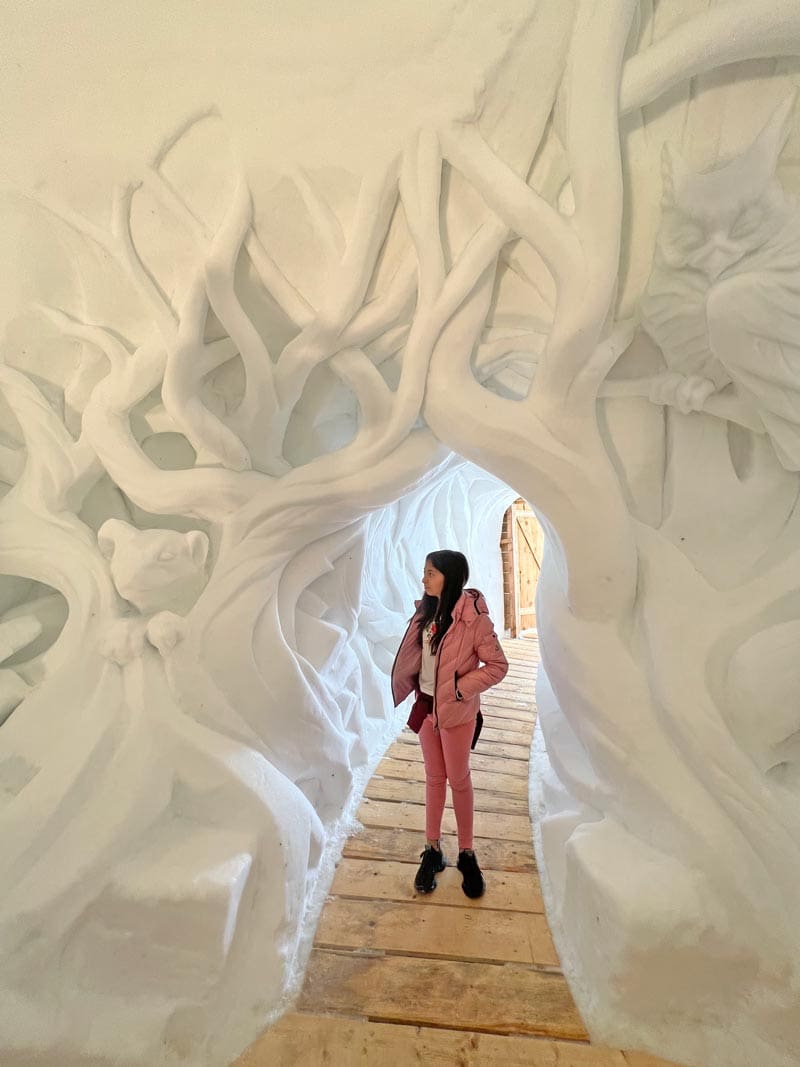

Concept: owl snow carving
[[640, 94, 800, 471]]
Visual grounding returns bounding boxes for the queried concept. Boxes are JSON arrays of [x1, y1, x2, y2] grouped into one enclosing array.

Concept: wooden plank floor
[[235, 636, 684, 1067]]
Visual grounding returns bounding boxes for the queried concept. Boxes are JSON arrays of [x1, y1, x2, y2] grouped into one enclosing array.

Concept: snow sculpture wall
[[3, 3, 800, 1067]]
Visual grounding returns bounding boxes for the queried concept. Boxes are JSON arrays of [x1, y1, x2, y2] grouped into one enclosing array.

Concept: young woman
[[391, 550, 508, 898]]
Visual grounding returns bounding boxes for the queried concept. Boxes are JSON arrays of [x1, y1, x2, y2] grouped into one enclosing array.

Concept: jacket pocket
[[454, 672, 461, 700]]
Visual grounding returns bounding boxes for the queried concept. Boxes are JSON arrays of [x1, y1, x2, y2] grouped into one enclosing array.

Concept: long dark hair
[[417, 550, 470, 654]]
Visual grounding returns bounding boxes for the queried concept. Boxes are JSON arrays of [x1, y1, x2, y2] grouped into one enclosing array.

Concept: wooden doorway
[[501, 499, 543, 637]]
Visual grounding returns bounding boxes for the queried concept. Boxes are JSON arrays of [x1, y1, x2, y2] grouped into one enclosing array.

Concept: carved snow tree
[[422, 5, 800, 1067], [3, 2, 800, 1066], [0, 8, 556, 1061]]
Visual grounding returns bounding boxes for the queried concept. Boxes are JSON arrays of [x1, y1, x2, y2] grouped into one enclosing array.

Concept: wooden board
[[343, 826, 537, 873], [383, 742, 531, 776], [479, 724, 534, 745], [357, 797, 533, 843], [365, 776, 530, 816], [475, 691, 536, 710], [392, 733, 531, 763], [237, 1013, 644, 1067], [315, 898, 559, 967], [478, 704, 539, 724], [505, 649, 540, 660], [504, 648, 540, 663], [330, 857, 544, 913], [490, 691, 538, 706], [482, 699, 539, 717], [298, 949, 589, 1040], [374, 756, 530, 797]]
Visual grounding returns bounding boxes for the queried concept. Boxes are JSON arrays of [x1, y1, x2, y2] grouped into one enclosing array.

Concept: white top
[[419, 621, 436, 696]]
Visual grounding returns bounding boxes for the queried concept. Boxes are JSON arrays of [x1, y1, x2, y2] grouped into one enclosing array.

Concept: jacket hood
[[452, 588, 489, 623]]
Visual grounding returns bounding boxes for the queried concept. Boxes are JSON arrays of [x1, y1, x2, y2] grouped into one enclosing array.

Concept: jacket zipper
[[432, 627, 452, 733], [397, 591, 481, 726], [429, 592, 484, 729]]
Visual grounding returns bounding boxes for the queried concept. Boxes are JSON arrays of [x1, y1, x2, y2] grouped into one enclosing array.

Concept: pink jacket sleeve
[[455, 614, 509, 700]]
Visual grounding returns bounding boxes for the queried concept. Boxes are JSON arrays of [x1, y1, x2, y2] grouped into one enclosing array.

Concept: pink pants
[[418, 715, 474, 850]]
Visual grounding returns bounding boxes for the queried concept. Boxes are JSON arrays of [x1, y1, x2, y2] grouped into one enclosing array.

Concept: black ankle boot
[[414, 844, 446, 893], [457, 849, 485, 898]]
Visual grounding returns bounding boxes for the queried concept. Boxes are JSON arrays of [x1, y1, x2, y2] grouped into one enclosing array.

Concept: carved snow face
[[658, 95, 796, 279], [98, 519, 209, 615]]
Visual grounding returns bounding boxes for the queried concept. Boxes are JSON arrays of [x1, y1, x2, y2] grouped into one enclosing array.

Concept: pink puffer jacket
[[391, 589, 509, 731]]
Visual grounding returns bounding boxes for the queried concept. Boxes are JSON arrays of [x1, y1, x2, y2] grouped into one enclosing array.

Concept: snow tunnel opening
[[345, 459, 550, 797]]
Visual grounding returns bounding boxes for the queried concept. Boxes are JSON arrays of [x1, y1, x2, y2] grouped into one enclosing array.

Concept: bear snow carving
[[97, 519, 210, 665]]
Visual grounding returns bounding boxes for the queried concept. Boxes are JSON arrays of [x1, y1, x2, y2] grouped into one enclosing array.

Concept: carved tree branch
[[0, 363, 100, 513], [425, 1, 639, 622], [110, 184, 178, 340], [145, 164, 315, 331], [204, 176, 285, 472], [81, 337, 266, 521], [399, 130, 445, 303], [0, 516, 118, 677], [273, 157, 401, 425], [532, 0, 637, 405], [290, 163, 510, 495], [163, 270, 255, 471], [0, 368, 119, 675], [621, 0, 800, 115], [338, 253, 416, 350], [222, 427, 447, 559], [601, 376, 768, 434], [440, 123, 581, 289], [328, 346, 393, 437]]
